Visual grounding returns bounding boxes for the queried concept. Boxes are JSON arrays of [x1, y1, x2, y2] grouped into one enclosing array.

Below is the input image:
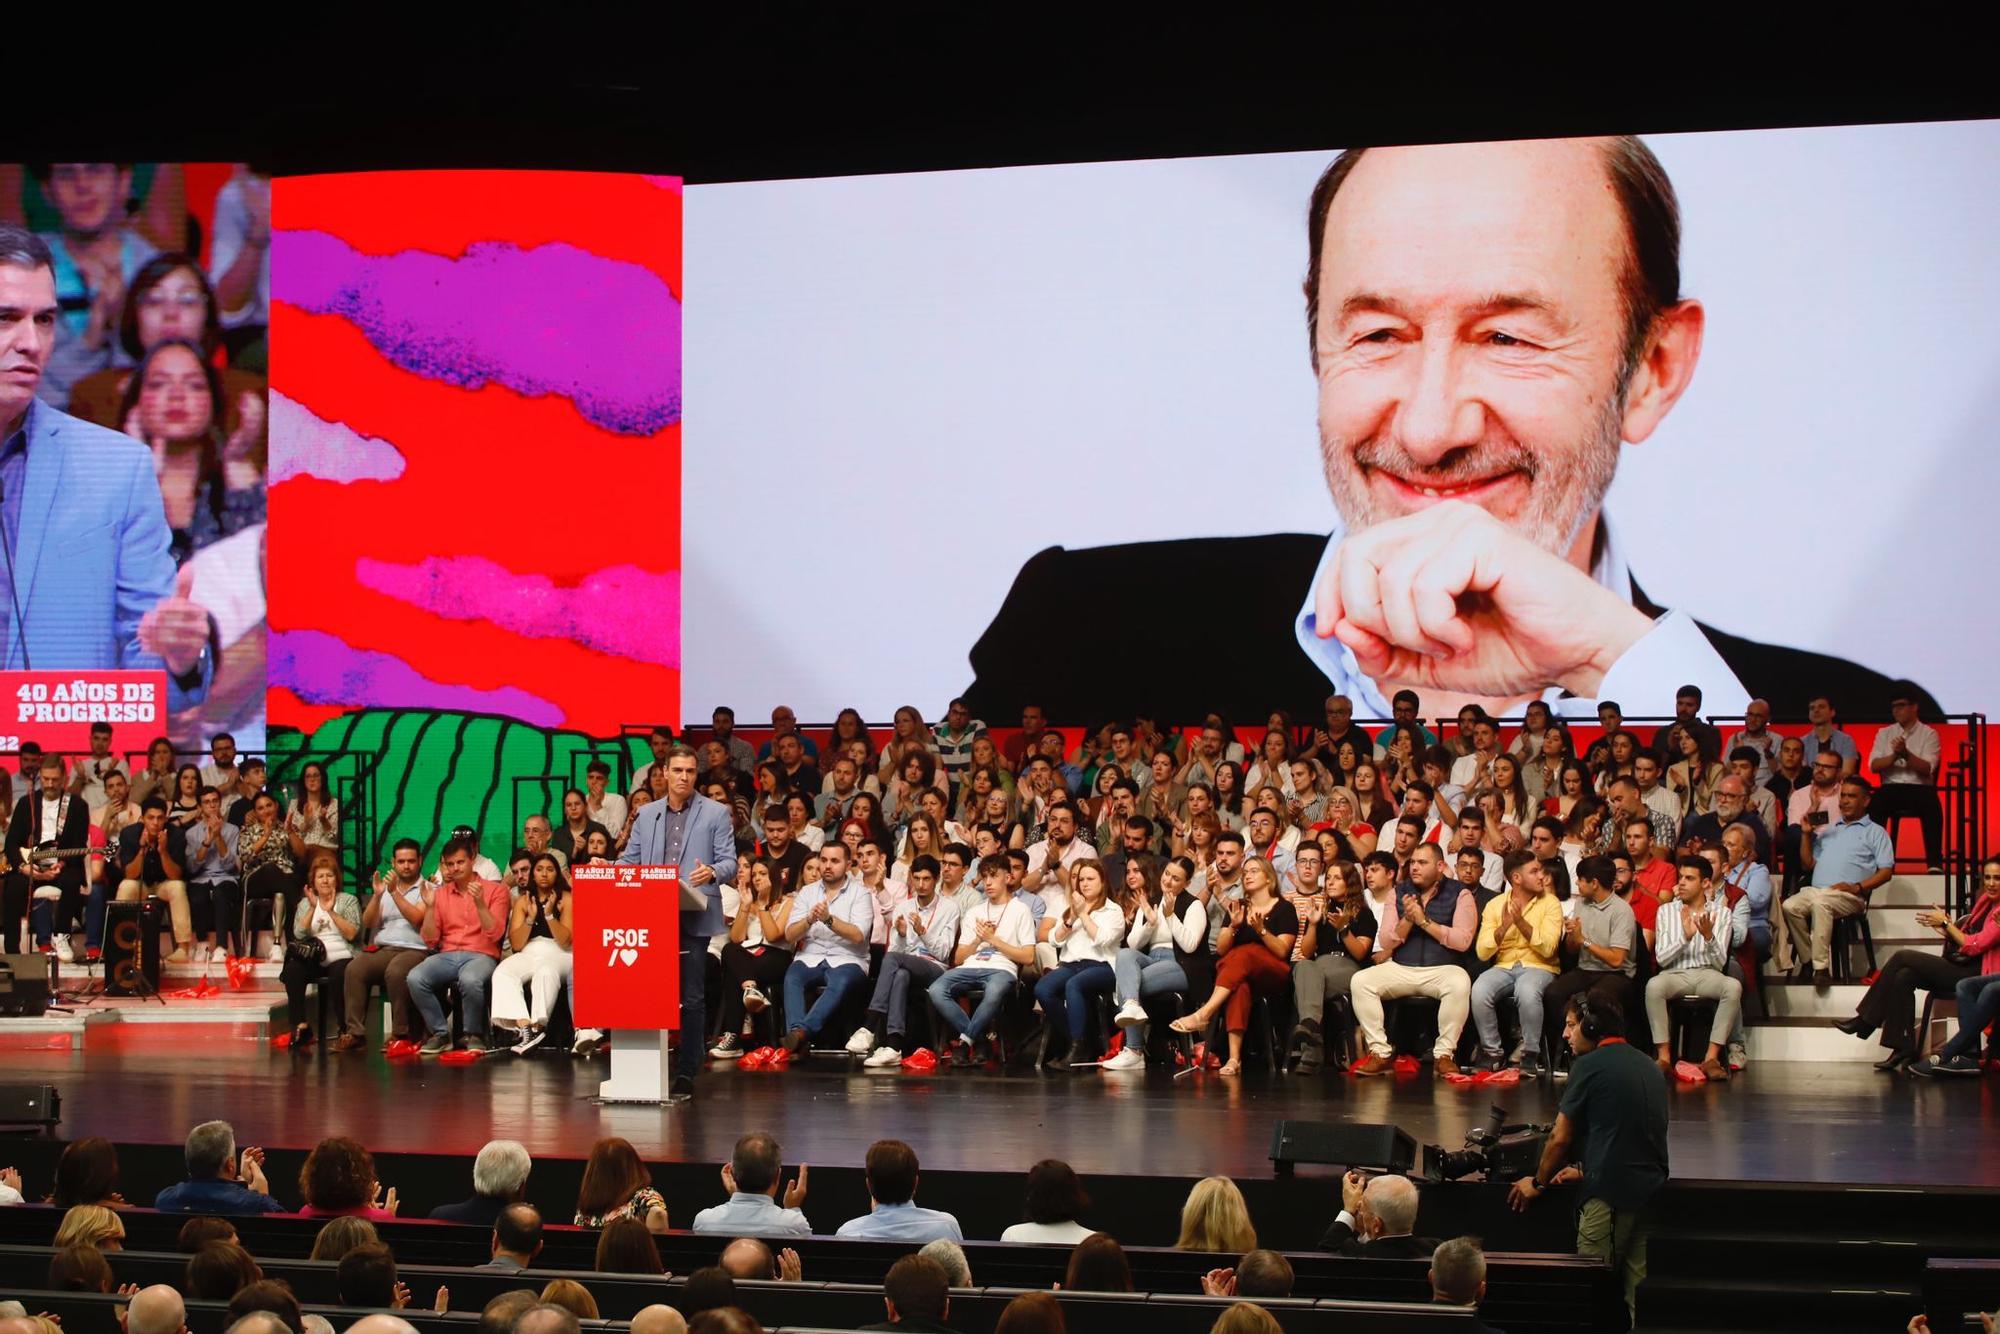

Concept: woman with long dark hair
[[69, 252, 266, 437], [167, 763, 203, 827], [285, 761, 340, 858], [492, 852, 575, 1054], [117, 338, 264, 564], [130, 736, 179, 807], [710, 857, 795, 1060], [238, 791, 297, 960], [574, 1137, 667, 1231]]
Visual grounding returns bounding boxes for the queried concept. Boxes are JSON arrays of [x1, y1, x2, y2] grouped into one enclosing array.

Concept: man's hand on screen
[[1313, 501, 1651, 700], [138, 565, 211, 675]]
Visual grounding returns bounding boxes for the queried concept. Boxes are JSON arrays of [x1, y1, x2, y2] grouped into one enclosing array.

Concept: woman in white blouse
[[491, 853, 575, 1054], [1031, 860, 1125, 1070], [1103, 856, 1208, 1072], [279, 854, 359, 1049]]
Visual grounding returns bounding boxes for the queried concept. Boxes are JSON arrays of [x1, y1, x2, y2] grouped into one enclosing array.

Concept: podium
[[571, 864, 700, 1104]]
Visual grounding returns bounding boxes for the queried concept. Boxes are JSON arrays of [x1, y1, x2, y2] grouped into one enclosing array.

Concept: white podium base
[[596, 1029, 676, 1104]]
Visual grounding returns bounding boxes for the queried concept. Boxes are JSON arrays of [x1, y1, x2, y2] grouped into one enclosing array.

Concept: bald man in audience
[[477, 1292, 538, 1334], [346, 1319, 419, 1334], [125, 1287, 189, 1334], [514, 1307, 580, 1334], [1319, 1171, 1441, 1258], [720, 1235, 802, 1282], [631, 1308, 689, 1334]]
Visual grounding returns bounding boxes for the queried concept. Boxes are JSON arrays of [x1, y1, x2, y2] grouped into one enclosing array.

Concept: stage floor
[[9, 1039, 1996, 1189]]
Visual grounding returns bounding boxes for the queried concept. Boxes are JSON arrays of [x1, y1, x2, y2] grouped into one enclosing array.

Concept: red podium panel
[[571, 865, 681, 1029]]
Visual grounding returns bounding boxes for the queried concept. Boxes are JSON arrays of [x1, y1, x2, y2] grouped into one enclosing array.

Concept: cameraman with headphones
[[1508, 992, 1667, 1324]]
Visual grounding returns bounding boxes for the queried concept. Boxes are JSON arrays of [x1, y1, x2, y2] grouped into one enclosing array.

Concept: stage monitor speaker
[[0, 953, 52, 1016], [0, 1083, 61, 1129], [1270, 1120, 1416, 1177], [105, 900, 163, 997]]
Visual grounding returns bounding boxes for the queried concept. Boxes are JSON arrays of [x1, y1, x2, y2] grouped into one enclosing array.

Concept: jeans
[[782, 958, 867, 1040], [1939, 972, 2000, 1060], [1471, 963, 1557, 1055], [1033, 960, 1114, 1042], [928, 966, 1016, 1041], [1112, 946, 1187, 1007], [408, 950, 499, 1035], [865, 952, 947, 1038]]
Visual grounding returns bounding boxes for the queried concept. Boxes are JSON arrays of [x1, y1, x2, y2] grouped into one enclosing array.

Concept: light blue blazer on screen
[[3, 401, 208, 710], [616, 790, 738, 937]]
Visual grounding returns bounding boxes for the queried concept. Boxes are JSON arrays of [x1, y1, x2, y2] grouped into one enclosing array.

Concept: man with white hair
[[124, 1286, 188, 1334], [917, 1239, 972, 1288], [153, 1121, 284, 1214], [430, 1140, 532, 1224], [1318, 1170, 1441, 1258]]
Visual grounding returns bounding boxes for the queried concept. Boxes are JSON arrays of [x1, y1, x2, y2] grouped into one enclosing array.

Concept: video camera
[[1421, 1104, 1551, 1183]]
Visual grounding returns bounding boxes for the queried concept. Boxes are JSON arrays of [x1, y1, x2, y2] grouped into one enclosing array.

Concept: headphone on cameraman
[[1571, 994, 1604, 1043]]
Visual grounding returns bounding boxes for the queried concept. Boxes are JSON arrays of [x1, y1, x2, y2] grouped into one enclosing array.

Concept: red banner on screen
[[570, 864, 681, 1029], [3, 671, 171, 752]]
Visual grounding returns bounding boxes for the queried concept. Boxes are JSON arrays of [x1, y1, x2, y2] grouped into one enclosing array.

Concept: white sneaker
[[267, 944, 285, 963], [1114, 1000, 1148, 1028], [1101, 1046, 1146, 1071], [844, 1026, 876, 1056], [196, 943, 213, 963], [864, 1046, 902, 1068], [53, 935, 75, 964], [742, 985, 768, 1014], [572, 1028, 604, 1057]]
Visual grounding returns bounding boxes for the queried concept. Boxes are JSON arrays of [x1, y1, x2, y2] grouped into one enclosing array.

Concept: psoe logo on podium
[[571, 865, 682, 1030]]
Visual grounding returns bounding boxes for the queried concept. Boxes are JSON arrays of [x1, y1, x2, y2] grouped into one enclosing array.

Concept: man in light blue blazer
[[0, 225, 212, 702], [616, 741, 738, 1099]]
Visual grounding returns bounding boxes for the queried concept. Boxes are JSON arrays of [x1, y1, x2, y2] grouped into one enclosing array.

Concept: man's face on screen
[[0, 264, 58, 420], [46, 164, 129, 236], [1311, 140, 1637, 556]]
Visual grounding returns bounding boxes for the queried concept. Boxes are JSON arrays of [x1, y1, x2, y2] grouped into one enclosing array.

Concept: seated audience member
[[680, 1267, 739, 1318], [1061, 1233, 1133, 1293], [632, 1307, 689, 1334], [49, 1135, 123, 1209], [779, 840, 875, 1059], [574, 1137, 668, 1231], [1430, 1236, 1503, 1334], [299, 1137, 397, 1219], [1644, 857, 1748, 1081], [1169, 857, 1299, 1075], [478, 1291, 540, 1334], [837, 1140, 963, 1242], [992, 1292, 1065, 1334], [408, 835, 510, 1055], [477, 1204, 544, 1273], [851, 854, 962, 1066], [693, 1132, 811, 1236], [228, 1279, 308, 1334], [1618, 814, 1676, 938], [187, 1239, 262, 1299], [1544, 855, 1643, 1051], [279, 854, 360, 1048], [1320, 1171, 1439, 1257], [492, 853, 574, 1053], [1717, 822, 1773, 963], [1869, 684, 1944, 871], [1801, 696, 1860, 777], [538, 1281, 600, 1320], [1200, 1248, 1295, 1299], [596, 1216, 668, 1275], [178, 1216, 239, 1250], [234, 792, 296, 962], [1175, 1176, 1256, 1254], [182, 785, 241, 962], [342, 839, 433, 1050], [114, 797, 196, 961], [122, 1285, 187, 1334], [1841, 856, 2000, 1073], [48, 1243, 115, 1292], [862, 1253, 959, 1332], [1470, 850, 1564, 1076], [1107, 856, 1208, 1070], [309, 1216, 380, 1261], [719, 1236, 803, 1283], [430, 1139, 532, 1224], [1034, 860, 1125, 1068], [1209, 1305, 1282, 1334], [928, 861, 1037, 1062], [1001, 1159, 1096, 1244], [1784, 777, 1896, 988], [154, 1121, 283, 1214], [1348, 844, 1475, 1077], [516, 1306, 584, 1334], [915, 1242, 970, 1294], [711, 856, 796, 1059], [334, 1243, 407, 1308], [1679, 773, 1770, 866]]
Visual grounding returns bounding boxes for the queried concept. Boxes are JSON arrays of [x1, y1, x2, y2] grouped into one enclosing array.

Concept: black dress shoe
[[668, 1075, 695, 1101], [1834, 1016, 1874, 1038]]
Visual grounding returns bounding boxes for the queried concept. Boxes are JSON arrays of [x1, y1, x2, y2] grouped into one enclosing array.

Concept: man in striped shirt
[[1642, 856, 1748, 1082]]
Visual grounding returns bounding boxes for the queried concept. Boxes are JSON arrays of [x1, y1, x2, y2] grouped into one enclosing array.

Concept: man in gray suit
[[617, 743, 739, 1100]]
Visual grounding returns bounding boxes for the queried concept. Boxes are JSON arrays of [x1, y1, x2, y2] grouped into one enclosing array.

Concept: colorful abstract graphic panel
[[267, 172, 681, 736]]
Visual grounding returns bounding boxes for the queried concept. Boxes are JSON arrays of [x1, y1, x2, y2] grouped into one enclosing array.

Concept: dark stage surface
[[10, 1039, 1998, 1190]]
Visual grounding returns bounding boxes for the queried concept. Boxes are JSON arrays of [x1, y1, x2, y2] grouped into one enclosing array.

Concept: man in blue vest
[[1349, 842, 1476, 1078], [616, 743, 737, 1101]]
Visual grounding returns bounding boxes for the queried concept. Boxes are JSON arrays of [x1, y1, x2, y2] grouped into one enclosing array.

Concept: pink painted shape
[[356, 556, 680, 669], [267, 389, 407, 484]]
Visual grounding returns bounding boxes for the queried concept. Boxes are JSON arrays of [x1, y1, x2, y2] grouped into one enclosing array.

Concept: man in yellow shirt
[[1470, 850, 1564, 1077]]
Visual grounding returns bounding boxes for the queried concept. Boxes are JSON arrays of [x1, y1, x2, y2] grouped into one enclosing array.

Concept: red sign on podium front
[[571, 865, 681, 1030], [3, 671, 170, 751]]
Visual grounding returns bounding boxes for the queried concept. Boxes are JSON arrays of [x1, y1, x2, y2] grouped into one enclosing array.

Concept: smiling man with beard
[[962, 137, 1935, 724]]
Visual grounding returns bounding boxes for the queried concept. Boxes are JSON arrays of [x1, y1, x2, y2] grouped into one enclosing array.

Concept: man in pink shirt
[[409, 835, 510, 1055]]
